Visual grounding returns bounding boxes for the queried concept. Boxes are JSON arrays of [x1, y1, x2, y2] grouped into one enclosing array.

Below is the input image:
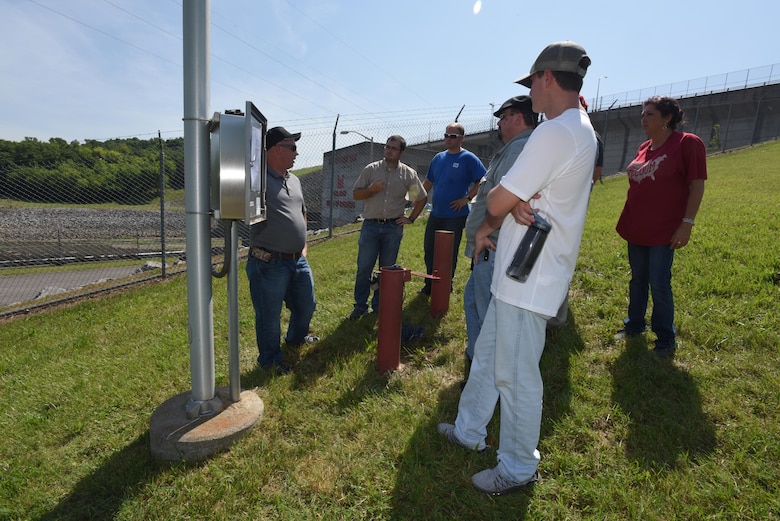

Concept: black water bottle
[[505, 210, 552, 282]]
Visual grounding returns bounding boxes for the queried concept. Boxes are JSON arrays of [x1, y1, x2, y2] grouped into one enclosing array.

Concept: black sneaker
[[349, 308, 367, 320], [614, 328, 642, 341], [654, 346, 676, 358], [260, 362, 292, 375]]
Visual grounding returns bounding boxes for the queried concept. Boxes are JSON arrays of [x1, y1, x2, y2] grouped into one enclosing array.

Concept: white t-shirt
[[491, 107, 597, 316]]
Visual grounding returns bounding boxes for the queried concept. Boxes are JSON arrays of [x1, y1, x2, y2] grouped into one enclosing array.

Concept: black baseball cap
[[266, 126, 301, 149], [493, 95, 536, 118]]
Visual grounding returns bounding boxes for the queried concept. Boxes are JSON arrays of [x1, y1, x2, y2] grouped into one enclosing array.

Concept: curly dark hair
[[644, 96, 684, 129]]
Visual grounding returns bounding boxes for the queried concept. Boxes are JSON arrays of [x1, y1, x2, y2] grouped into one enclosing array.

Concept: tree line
[[0, 136, 185, 205]]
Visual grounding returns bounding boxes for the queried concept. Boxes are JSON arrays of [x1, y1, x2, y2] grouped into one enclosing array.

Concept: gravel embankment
[[0, 207, 187, 241]]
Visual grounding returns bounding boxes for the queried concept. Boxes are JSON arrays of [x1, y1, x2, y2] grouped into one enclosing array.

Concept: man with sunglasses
[[349, 135, 427, 320], [420, 123, 486, 295], [246, 126, 317, 374], [460, 96, 538, 385]]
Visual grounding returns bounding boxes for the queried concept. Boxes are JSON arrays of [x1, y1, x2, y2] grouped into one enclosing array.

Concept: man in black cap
[[460, 95, 538, 383], [439, 41, 597, 495], [246, 126, 317, 374]]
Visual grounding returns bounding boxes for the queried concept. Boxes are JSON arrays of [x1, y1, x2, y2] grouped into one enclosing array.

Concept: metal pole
[[329, 115, 339, 239], [377, 266, 411, 373], [596, 76, 606, 111], [183, 0, 222, 418], [158, 131, 167, 279], [227, 220, 240, 402], [430, 230, 454, 318]]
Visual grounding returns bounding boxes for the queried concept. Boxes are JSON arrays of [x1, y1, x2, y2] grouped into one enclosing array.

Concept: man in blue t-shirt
[[420, 123, 486, 294]]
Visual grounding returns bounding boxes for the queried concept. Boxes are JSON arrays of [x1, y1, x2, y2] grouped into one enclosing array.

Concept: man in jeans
[[420, 123, 486, 295], [439, 41, 597, 495], [246, 126, 317, 374], [461, 95, 538, 384], [349, 135, 427, 320]]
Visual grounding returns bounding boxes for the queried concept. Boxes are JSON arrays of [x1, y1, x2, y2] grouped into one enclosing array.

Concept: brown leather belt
[[250, 246, 302, 261]]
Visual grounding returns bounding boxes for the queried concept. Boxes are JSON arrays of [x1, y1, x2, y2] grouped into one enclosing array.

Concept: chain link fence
[[0, 108, 496, 317], [3, 71, 779, 317]]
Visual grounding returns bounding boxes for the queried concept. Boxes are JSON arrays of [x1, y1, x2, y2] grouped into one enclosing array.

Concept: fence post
[[329, 115, 339, 238], [158, 130, 167, 279]]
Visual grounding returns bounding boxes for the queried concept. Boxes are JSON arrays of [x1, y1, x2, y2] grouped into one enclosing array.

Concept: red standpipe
[[377, 265, 411, 373], [430, 230, 454, 318]]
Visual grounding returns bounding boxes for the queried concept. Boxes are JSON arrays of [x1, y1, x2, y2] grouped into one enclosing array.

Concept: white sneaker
[[437, 423, 488, 453], [471, 466, 538, 496]]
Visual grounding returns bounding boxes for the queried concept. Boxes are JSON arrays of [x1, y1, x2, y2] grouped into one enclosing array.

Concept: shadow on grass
[[241, 287, 447, 393], [37, 432, 165, 521], [541, 313, 586, 436], [388, 382, 535, 520], [385, 310, 584, 519], [609, 337, 717, 469]]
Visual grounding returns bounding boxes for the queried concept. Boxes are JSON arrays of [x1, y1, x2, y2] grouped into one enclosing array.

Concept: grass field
[[1, 141, 778, 520]]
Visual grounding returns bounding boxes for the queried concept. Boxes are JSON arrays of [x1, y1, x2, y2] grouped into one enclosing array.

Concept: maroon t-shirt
[[617, 131, 707, 246]]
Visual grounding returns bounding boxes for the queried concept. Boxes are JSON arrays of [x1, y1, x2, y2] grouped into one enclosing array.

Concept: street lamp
[[340, 130, 374, 163], [596, 76, 607, 111]]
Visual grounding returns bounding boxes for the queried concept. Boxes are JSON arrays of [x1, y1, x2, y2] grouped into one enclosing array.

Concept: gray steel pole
[[158, 131, 167, 279], [183, 0, 222, 417], [328, 115, 339, 238], [227, 220, 241, 402]]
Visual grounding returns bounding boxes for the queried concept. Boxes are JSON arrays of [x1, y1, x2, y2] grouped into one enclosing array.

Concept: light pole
[[340, 130, 374, 163], [596, 76, 607, 111]]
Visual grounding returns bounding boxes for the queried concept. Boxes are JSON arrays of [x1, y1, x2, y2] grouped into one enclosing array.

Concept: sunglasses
[[444, 133, 463, 139], [278, 144, 297, 151]]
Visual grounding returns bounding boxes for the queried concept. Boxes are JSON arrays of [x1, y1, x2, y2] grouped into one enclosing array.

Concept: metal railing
[[590, 63, 780, 111]]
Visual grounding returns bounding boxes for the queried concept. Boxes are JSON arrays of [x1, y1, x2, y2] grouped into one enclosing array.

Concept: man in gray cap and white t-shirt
[[439, 41, 597, 496]]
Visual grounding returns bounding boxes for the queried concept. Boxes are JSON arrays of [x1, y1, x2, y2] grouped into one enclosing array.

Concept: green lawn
[[1, 141, 778, 520]]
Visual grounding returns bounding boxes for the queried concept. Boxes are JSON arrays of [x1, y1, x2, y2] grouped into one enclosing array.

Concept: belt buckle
[[252, 246, 272, 262]]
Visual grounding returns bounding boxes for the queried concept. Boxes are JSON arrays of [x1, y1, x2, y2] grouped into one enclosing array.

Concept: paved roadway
[[0, 266, 141, 308]]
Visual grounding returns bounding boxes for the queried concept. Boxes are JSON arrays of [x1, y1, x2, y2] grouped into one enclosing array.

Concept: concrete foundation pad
[[150, 387, 264, 461]]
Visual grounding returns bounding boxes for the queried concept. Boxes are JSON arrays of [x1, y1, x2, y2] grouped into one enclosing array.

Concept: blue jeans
[[353, 220, 404, 313], [463, 251, 495, 360], [246, 255, 316, 367], [625, 242, 676, 349], [454, 299, 547, 482], [423, 215, 467, 287]]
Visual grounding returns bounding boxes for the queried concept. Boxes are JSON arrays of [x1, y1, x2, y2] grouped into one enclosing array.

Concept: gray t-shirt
[[250, 167, 307, 254], [464, 129, 533, 258]]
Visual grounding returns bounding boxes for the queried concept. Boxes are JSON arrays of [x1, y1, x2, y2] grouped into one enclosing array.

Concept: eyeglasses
[[444, 133, 463, 139], [498, 111, 517, 121], [278, 144, 297, 151], [384, 144, 401, 151]]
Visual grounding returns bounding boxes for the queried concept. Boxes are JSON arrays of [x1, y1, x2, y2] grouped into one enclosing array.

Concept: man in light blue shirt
[[461, 96, 538, 384]]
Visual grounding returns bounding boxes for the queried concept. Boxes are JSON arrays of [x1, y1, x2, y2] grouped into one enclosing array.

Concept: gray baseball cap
[[515, 41, 591, 88]]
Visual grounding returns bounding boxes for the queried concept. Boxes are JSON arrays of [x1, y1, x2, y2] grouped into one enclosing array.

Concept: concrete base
[[150, 387, 264, 461]]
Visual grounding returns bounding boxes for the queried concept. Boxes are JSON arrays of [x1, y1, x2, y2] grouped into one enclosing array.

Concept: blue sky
[[2, 0, 778, 149]]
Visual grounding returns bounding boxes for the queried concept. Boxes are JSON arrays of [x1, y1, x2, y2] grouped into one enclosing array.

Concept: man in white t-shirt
[[439, 41, 597, 496]]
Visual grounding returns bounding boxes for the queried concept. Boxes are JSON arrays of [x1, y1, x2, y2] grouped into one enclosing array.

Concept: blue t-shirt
[[426, 149, 486, 218]]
